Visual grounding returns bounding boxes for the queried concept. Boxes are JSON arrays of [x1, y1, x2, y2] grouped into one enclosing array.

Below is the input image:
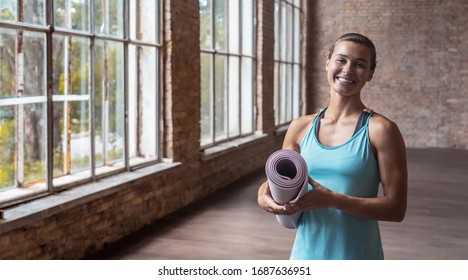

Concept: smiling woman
[[258, 33, 408, 260]]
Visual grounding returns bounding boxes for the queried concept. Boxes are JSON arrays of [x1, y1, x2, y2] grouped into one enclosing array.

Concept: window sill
[[201, 132, 268, 160], [0, 161, 181, 235]]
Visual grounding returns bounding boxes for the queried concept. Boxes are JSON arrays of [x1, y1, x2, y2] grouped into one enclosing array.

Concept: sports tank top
[[289, 108, 383, 260]]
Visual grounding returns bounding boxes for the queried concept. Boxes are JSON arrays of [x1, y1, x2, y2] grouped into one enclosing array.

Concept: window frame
[[199, 0, 257, 149], [0, 0, 164, 208], [274, 0, 303, 127]]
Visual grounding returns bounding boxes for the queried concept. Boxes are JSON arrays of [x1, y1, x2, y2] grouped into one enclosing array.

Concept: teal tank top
[[290, 109, 383, 260]]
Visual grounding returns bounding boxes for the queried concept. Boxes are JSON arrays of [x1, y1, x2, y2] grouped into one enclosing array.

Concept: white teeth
[[337, 77, 354, 84]]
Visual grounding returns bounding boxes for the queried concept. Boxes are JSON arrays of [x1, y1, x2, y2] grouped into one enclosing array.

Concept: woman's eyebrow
[[335, 54, 369, 63]]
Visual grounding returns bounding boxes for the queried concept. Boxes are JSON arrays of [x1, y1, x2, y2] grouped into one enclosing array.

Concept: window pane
[[52, 35, 90, 97], [228, 56, 239, 137], [241, 57, 253, 134], [280, 2, 287, 61], [294, 8, 301, 63], [128, 45, 158, 162], [214, 55, 226, 141], [0, 28, 16, 99], [130, 0, 157, 43], [285, 63, 292, 121], [214, 0, 227, 51], [0, 1, 16, 22], [241, 0, 254, 56], [274, 0, 279, 60], [23, 0, 45, 25], [279, 63, 287, 124], [95, 0, 124, 37], [0, 106, 16, 189], [200, 53, 212, 146], [293, 64, 300, 119], [55, 0, 90, 31], [52, 35, 91, 177], [23, 31, 47, 98], [95, 40, 125, 167], [200, 0, 212, 50], [286, 4, 293, 62], [273, 62, 279, 126], [228, 0, 239, 53]]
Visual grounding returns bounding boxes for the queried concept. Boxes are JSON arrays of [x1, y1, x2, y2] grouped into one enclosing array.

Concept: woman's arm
[[290, 115, 408, 222]]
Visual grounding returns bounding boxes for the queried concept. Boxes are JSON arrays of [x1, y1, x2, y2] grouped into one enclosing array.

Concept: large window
[[274, 0, 302, 126], [199, 0, 256, 148], [0, 0, 162, 207]]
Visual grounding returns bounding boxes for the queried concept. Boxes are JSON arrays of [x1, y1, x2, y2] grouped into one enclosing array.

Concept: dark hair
[[327, 33, 377, 71]]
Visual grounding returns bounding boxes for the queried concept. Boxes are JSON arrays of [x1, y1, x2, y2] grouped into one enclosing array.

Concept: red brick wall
[[307, 0, 467, 148]]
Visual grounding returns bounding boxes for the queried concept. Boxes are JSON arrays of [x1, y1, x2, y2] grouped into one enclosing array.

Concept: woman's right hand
[[258, 181, 296, 215]]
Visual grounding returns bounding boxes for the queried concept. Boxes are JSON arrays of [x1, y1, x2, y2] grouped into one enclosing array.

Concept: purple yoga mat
[[265, 149, 309, 229]]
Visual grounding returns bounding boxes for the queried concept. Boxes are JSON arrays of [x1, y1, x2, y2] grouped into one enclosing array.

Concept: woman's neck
[[326, 93, 366, 121]]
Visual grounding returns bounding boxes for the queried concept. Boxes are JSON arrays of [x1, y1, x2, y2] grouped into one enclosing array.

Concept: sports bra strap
[[314, 107, 373, 137]]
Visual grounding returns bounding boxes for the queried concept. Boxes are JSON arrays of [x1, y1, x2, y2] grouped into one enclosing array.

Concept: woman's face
[[326, 40, 374, 97]]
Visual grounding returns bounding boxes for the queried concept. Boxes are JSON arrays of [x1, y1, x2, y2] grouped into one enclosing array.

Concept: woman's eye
[[336, 59, 345, 63]]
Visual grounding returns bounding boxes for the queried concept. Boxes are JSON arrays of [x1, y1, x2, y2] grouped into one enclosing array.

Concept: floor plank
[[85, 148, 468, 260]]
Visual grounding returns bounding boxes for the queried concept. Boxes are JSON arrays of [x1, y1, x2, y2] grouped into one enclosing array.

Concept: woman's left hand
[[289, 177, 335, 211]]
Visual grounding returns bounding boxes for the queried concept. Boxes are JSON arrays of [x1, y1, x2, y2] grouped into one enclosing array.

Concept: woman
[[258, 33, 407, 260]]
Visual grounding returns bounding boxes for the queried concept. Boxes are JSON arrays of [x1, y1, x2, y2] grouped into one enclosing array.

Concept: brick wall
[[0, 0, 284, 259], [307, 0, 467, 148]]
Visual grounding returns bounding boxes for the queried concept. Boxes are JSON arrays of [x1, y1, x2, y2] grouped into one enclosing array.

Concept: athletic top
[[289, 108, 383, 260]]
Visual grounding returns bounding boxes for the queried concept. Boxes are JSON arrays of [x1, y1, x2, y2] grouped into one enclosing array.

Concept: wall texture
[[307, 0, 467, 148]]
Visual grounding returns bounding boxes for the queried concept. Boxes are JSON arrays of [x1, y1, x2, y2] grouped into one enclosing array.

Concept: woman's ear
[[325, 57, 330, 71], [367, 70, 374, 81]]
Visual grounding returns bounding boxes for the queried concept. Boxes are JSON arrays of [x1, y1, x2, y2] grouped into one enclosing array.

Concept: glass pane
[[241, 0, 254, 56], [95, 40, 125, 166], [95, 0, 124, 37], [214, 55, 226, 141], [280, 2, 287, 61], [293, 64, 300, 119], [274, 0, 279, 60], [279, 63, 287, 124], [286, 4, 293, 62], [228, 56, 239, 137], [214, 0, 227, 51], [70, 100, 91, 173], [241, 57, 254, 134], [273, 62, 279, 126], [128, 45, 157, 162], [54, 0, 90, 31], [228, 0, 239, 53], [23, 0, 45, 25], [52, 35, 90, 96], [130, 0, 157, 43], [0, 28, 16, 99], [285, 63, 292, 121], [200, 53, 212, 146], [200, 0, 212, 50], [293, 8, 301, 63], [0, 106, 16, 189], [23, 103, 47, 185], [22, 31, 46, 97], [0, 1, 16, 21]]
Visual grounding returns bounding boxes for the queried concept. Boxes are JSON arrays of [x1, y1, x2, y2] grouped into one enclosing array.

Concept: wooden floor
[[85, 148, 468, 260]]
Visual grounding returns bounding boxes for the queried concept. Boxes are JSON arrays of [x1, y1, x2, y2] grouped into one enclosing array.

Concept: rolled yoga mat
[[265, 149, 309, 229]]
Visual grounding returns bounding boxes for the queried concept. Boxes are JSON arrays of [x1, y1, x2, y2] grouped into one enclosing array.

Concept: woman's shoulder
[[369, 111, 404, 146], [369, 111, 400, 132]]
